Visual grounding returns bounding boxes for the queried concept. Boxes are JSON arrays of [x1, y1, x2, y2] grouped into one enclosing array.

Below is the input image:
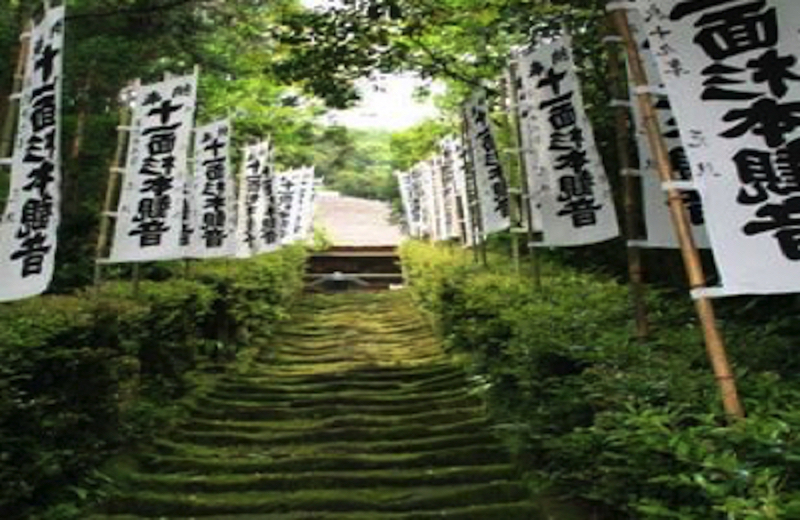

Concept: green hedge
[[0, 245, 306, 519], [400, 241, 800, 520]]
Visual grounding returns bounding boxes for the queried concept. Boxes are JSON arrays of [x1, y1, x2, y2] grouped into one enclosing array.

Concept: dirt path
[[315, 191, 403, 247]]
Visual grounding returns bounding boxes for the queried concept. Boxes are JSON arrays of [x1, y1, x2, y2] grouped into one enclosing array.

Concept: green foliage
[[401, 241, 800, 519], [389, 119, 449, 172], [0, 246, 306, 520], [314, 126, 398, 200]]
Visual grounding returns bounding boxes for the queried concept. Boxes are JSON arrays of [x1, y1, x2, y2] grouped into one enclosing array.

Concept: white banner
[[518, 36, 619, 246], [294, 167, 316, 242], [464, 90, 511, 235], [254, 142, 279, 255], [511, 51, 546, 233], [638, 0, 800, 295], [430, 157, 451, 241], [396, 171, 417, 237], [627, 10, 710, 250], [419, 161, 439, 240], [235, 140, 278, 257], [276, 167, 315, 244], [0, 6, 65, 302], [109, 73, 198, 262], [442, 137, 475, 246], [276, 169, 301, 244], [187, 119, 236, 258]]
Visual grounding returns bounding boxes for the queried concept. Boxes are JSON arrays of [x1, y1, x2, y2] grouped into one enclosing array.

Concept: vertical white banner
[[419, 161, 439, 240], [520, 36, 619, 246], [442, 137, 475, 246], [254, 141, 279, 255], [405, 167, 427, 238], [639, 0, 800, 295], [397, 171, 416, 237], [294, 167, 316, 242], [464, 90, 511, 235], [512, 49, 546, 232], [276, 168, 309, 245], [235, 141, 269, 258], [0, 6, 65, 302], [430, 157, 450, 241], [188, 119, 236, 258], [109, 73, 198, 262], [627, 10, 710, 250]]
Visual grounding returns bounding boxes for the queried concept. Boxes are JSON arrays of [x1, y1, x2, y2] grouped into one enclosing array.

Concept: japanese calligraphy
[[109, 73, 198, 263], [0, 6, 65, 302], [464, 90, 511, 235], [628, 9, 711, 249], [639, 0, 800, 295], [188, 119, 235, 258], [515, 35, 618, 247]]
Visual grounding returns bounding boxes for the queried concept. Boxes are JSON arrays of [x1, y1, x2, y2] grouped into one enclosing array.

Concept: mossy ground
[[87, 290, 582, 519]]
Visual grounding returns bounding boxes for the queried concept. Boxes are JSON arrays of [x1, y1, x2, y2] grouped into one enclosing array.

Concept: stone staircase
[[305, 246, 403, 291], [88, 291, 543, 519]]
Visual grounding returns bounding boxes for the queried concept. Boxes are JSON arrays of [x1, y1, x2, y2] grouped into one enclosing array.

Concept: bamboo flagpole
[[94, 81, 138, 285], [610, 6, 744, 419], [605, 20, 649, 341], [461, 106, 488, 267], [507, 60, 543, 289], [499, 73, 522, 274], [0, 23, 32, 209]]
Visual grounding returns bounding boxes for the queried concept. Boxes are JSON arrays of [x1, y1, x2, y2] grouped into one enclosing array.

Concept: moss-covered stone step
[[88, 500, 543, 519], [88, 291, 543, 519], [207, 382, 470, 405], [116, 464, 518, 494], [165, 428, 498, 455], [179, 414, 491, 436], [219, 371, 469, 394], [184, 400, 484, 424], [235, 363, 463, 384], [194, 390, 479, 415], [102, 480, 529, 517], [140, 444, 511, 474]]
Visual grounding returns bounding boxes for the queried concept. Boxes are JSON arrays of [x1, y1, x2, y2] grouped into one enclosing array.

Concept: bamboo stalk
[[606, 19, 649, 342], [461, 106, 488, 267], [94, 81, 138, 285], [612, 8, 744, 419], [507, 61, 543, 289], [0, 23, 32, 211]]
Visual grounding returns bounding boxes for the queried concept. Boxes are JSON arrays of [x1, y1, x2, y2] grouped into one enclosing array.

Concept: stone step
[[115, 464, 518, 494], [140, 444, 511, 474], [88, 500, 543, 519], [102, 481, 530, 517]]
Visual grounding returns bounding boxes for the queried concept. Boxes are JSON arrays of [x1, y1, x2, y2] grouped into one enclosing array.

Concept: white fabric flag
[[235, 141, 270, 258], [512, 49, 546, 232], [294, 167, 316, 242], [110, 73, 198, 262], [638, 0, 800, 295], [442, 137, 475, 246], [464, 90, 511, 236], [419, 161, 439, 240], [437, 143, 461, 241], [276, 169, 299, 244], [257, 143, 279, 255], [404, 167, 427, 238], [188, 119, 236, 258], [276, 168, 314, 245], [627, 10, 710, 250], [519, 36, 619, 246], [396, 171, 416, 237], [430, 157, 450, 241], [0, 6, 65, 302]]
